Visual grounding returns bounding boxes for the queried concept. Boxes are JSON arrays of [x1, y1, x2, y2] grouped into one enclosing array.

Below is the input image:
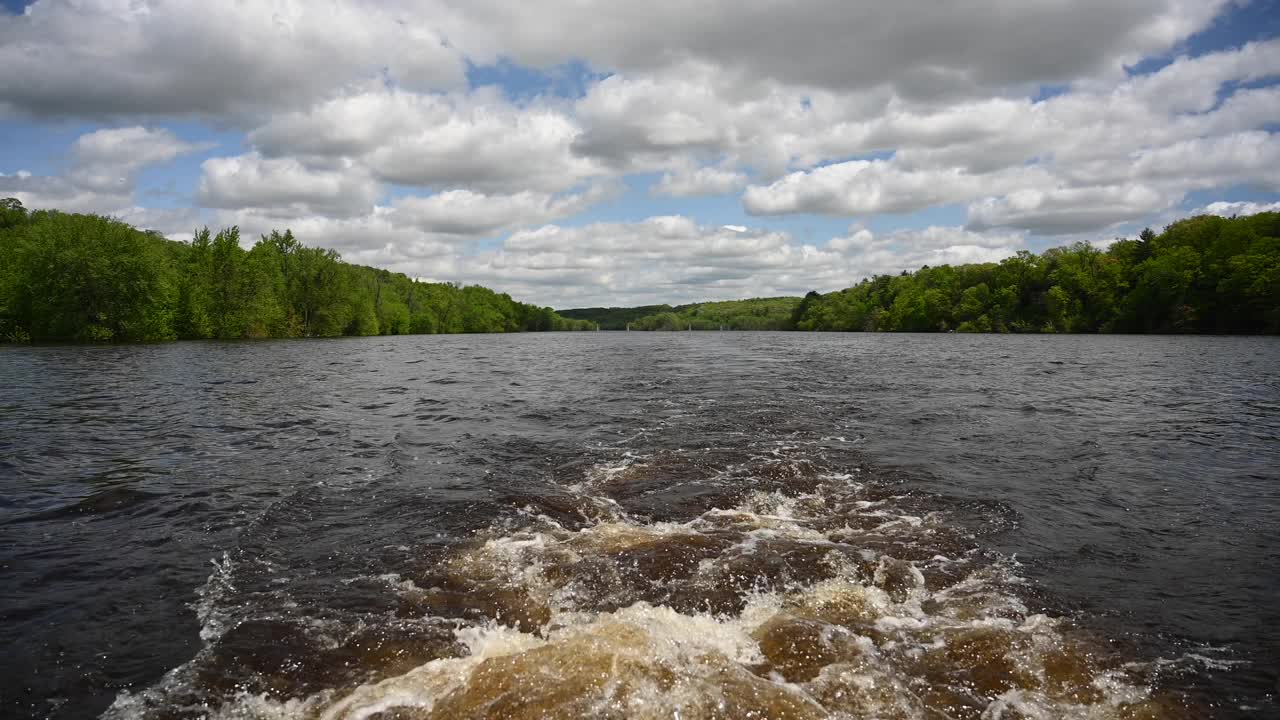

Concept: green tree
[[1, 197, 28, 230], [6, 213, 176, 341]]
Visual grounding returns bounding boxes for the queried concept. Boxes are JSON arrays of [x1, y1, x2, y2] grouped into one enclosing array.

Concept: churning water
[[1, 333, 1276, 719]]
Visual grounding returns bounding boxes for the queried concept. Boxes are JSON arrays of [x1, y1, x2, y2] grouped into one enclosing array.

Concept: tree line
[[0, 201, 594, 342], [3, 203, 1276, 341], [563, 212, 1278, 334], [559, 297, 799, 331], [792, 212, 1279, 333]]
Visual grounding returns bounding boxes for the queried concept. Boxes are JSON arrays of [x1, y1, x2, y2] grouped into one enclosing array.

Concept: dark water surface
[[1, 333, 1276, 719]]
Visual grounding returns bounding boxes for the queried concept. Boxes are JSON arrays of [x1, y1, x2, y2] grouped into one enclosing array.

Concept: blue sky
[[1, 0, 1278, 307]]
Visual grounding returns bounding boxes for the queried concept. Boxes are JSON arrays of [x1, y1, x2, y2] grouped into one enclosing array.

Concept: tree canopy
[[0, 206, 593, 343], [561, 297, 800, 331], [792, 213, 1280, 334]]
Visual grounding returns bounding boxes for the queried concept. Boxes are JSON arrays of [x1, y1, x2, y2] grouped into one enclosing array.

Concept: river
[[1, 333, 1276, 719]]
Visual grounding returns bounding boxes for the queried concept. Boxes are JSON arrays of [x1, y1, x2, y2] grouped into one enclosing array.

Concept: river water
[[1, 333, 1276, 719]]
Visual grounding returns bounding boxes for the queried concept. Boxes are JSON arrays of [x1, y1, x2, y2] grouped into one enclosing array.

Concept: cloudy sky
[[2, 0, 1278, 308]]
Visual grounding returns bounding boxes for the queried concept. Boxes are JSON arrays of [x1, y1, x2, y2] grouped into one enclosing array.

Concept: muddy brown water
[[1, 333, 1276, 719]]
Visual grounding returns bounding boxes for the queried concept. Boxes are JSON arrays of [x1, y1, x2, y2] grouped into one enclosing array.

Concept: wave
[[104, 446, 1204, 720]]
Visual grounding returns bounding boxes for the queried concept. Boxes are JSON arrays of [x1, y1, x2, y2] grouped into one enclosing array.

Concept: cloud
[[0, 0, 464, 118], [447, 0, 1226, 96], [470, 220, 1024, 306], [1124, 131, 1280, 190], [1122, 36, 1280, 114], [196, 152, 617, 238], [250, 87, 603, 193], [1195, 200, 1280, 217], [0, 126, 205, 213], [423, 219, 1023, 307], [197, 153, 380, 219], [827, 225, 1027, 277], [70, 126, 211, 192], [571, 63, 758, 170], [568, 61, 898, 178], [743, 160, 1050, 216], [567, 41, 1268, 197], [736, 41, 1280, 229], [966, 186, 1172, 235], [1, 1, 1228, 122], [0, 173, 131, 214], [444, 216, 854, 306], [654, 164, 748, 197], [828, 229, 876, 253], [388, 183, 619, 237], [193, 88, 619, 236]]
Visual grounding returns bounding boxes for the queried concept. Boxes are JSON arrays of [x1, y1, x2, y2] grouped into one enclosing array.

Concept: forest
[[792, 212, 1279, 333], [3, 203, 1277, 341], [564, 212, 1279, 334], [559, 297, 800, 331], [0, 201, 594, 342]]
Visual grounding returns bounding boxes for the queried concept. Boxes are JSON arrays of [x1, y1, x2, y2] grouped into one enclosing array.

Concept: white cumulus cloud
[[1195, 200, 1280, 217], [197, 153, 380, 219], [0, 126, 206, 213]]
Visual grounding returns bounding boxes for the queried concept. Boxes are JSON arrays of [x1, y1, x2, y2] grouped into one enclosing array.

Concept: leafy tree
[[1, 197, 28, 230], [5, 213, 175, 341], [0, 208, 593, 343], [793, 212, 1279, 335]]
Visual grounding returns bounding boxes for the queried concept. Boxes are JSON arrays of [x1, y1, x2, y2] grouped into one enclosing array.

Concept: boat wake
[[105, 445, 1203, 720]]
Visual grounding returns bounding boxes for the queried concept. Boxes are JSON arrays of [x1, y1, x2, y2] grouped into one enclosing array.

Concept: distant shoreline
[[561, 212, 1280, 335], [3, 204, 1277, 343]]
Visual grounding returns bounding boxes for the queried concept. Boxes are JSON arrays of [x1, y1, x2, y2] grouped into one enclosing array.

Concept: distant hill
[[559, 297, 802, 330], [556, 305, 678, 330]]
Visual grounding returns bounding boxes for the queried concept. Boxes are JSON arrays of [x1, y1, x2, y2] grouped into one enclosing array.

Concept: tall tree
[[6, 213, 176, 341]]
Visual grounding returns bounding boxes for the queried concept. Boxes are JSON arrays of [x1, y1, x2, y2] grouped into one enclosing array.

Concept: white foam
[[111, 451, 1188, 720]]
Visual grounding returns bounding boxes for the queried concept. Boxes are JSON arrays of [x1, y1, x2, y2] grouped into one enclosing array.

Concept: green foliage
[[2, 212, 176, 341], [565, 297, 802, 331], [793, 213, 1280, 334], [557, 304, 677, 330], [0, 209, 591, 343], [1, 197, 28, 230], [4, 208, 1274, 342]]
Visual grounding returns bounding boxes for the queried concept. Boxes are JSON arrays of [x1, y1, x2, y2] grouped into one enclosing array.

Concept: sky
[[1, 1, 1278, 309]]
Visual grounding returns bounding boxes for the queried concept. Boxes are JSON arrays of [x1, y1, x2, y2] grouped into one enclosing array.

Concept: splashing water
[[3, 333, 1274, 719], [105, 449, 1206, 720]]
